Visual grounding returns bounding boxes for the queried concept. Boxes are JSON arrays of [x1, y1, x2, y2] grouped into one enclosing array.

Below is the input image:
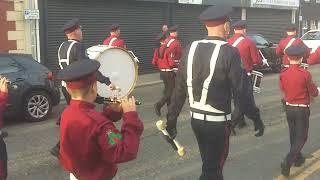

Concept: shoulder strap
[[232, 37, 245, 47], [167, 39, 176, 48], [284, 38, 296, 52], [109, 37, 118, 47]]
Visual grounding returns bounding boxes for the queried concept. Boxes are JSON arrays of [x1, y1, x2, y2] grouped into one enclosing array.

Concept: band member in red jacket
[[307, 47, 320, 65], [56, 60, 144, 180], [228, 20, 265, 129], [153, 32, 177, 116], [276, 24, 309, 67], [103, 24, 126, 48], [165, 25, 182, 71], [279, 44, 319, 177], [0, 76, 8, 180]]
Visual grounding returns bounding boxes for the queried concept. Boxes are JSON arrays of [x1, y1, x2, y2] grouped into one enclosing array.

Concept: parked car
[[247, 33, 281, 73], [301, 30, 320, 53], [0, 53, 60, 122]]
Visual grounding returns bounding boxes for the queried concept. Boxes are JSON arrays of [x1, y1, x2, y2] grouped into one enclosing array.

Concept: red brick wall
[[0, 0, 17, 52]]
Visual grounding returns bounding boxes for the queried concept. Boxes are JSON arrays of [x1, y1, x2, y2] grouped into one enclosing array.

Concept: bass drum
[[86, 45, 138, 98]]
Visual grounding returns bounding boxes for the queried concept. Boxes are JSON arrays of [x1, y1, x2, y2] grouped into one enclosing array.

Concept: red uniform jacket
[[307, 48, 320, 65], [103, 35, 126, 48], [0, 92, 7, 180], [165, 36, 182, 67], [276, 35, 309, 65], [152, 45, 176, 70], [228, 34, 262, 73], [279, 64, 318, 105], [60, 100, 144, 180], [0, 92, 7, 129]]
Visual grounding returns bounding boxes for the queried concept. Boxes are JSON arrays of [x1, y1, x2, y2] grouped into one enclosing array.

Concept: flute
[[103, 97, 141, 105]]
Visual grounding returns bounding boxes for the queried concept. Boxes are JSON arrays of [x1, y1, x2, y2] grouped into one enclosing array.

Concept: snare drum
[[251, 70, 263, 93], [86, 45, 139, 98]]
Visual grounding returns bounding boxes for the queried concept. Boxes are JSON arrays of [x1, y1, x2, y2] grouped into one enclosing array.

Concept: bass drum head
[[93, 47, 138, 98]]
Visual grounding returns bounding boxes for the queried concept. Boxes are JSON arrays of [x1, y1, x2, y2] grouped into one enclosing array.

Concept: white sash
[[187, 40, 227, 113]]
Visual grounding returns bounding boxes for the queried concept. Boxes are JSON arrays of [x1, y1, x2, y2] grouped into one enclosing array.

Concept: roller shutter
[[44, 0, 166, 74]]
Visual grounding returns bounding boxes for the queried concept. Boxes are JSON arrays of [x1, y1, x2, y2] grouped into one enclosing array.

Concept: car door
[[0, 55, 27, 110]]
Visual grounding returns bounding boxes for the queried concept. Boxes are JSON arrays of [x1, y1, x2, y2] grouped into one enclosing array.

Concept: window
[[0, 56, 20, 74], [250, 35, 269, 46], [311, 20, 317, 30], [301, 31, 320, 40]]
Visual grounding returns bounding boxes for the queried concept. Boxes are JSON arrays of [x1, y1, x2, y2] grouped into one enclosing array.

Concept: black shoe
[[50, 146, 60, 159], [294, 156, 305, 167], [281, 162, 291, 177], [154, 103, 161, 116], [0, 131, 8, 138]]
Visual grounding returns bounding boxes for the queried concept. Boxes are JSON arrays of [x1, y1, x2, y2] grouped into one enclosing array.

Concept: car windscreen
[[11, 55, 48, 72], [248, 35, 269, 45], [301, 31, 320, 40], [0, 56, 20, 74]]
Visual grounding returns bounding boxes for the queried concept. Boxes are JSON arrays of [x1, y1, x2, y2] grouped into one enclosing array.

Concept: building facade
[[2, 0, 315, 74], [0, 0, 40, 61]]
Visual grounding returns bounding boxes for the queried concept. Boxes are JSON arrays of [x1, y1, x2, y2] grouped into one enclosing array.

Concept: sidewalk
[[59, 73, 162, 100], [136, 72, 162, 88]]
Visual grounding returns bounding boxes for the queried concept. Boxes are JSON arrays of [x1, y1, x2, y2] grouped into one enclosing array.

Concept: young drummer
[[279, 44, 319, 177], [152, 32, 177, 116], [0, 76, 8, 180], [56, 59, 144, 180]]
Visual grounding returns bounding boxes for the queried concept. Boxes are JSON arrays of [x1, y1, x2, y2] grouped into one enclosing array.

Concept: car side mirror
[[269, 42, 273, 47]]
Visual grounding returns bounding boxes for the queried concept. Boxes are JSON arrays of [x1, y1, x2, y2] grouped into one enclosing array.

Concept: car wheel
[[23, 91, 52, 122]]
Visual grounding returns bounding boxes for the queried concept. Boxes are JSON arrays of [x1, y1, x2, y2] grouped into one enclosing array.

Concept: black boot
[[154, 103, 161, 116], [50, 143, 60, 159], [294, 155, 305, 167], [254, 119, 265, 137], [0, 131, 8, 138], [281, 161, 291, 177]]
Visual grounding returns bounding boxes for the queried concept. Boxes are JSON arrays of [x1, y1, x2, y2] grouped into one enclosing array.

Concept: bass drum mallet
[[156, 120, 185, 157]]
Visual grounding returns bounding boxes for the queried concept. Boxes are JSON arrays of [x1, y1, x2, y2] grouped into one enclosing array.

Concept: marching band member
[[0, 76, 8, 180], [228, 20, 265, 129], [51, 18, 115, 158], [153, 32, 177, 116], [57, 59, 144, 180], [307, 47, 320, 65], [279, 44, 319, 177], [166, 5, 264, 180], [276, 24, 309, 67], [165, 25, 182, 71], [103, 24, 126, 48]]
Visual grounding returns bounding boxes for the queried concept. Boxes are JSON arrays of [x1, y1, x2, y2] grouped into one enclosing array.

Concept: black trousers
[[232, 75, 261, 127], [0, 137, 7, 179], [284, 106, 309, 166], [191, 119, 231, 180], [156, 71, 175, 108]]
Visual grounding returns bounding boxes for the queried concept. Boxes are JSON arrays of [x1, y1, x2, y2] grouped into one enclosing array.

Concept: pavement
[[4, 66, 320, 180]]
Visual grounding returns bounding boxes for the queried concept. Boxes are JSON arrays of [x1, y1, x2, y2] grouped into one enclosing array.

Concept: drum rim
[[88, 45, 139, 97]]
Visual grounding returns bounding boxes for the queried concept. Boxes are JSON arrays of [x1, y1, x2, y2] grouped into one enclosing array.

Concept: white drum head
[[87, 46, 138, 98]]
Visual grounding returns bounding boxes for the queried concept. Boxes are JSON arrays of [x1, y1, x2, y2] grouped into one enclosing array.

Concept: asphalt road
[[4, 66, 320, 180]]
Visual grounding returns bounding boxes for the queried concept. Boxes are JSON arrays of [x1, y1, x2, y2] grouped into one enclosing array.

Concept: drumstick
[[156, 120, 185, 157], [259, 50, 270, 67]]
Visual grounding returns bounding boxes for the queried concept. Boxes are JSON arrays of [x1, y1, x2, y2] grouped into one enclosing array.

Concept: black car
[[247, 33, 282, 73], [0, 53, 60, 122]]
